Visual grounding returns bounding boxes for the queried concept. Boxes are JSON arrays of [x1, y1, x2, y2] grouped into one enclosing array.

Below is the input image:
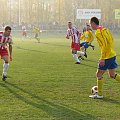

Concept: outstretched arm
[[9, 44, 12, 61]]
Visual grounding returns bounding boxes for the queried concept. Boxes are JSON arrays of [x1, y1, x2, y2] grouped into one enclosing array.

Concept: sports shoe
[[92, 46, 95, 50], [75, 62, 80, 64], [78, 56, 84, 60], [2, 74, 7, 81], [84, 53, 87, 58], [89, 94, 103, 99]]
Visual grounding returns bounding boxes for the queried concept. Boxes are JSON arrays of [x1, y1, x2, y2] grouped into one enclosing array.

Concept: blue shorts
[[98, 56, 118, 70], [80, 42, 89, 48]]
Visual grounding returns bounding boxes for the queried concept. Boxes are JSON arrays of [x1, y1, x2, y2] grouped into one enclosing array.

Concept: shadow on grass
[[0, 82, 96, 120], [38, 42, 69, 48], [14, 41, 69, 53], [100, 97, 120, 105], [14, 45, 46, 53], [80, 63, 97, 69], [84, 59, 97, 63]]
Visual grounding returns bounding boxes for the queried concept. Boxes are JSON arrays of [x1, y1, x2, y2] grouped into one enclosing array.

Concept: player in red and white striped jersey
[[66, 22, 87, 64], [0, 26, 13, 81], [22, 25, 27, 37]]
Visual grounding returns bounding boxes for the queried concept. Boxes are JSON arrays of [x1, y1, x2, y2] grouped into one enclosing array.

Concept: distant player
[[89, 17, 120, 99], [80, 24, 94, 52], [32, 26, 41, 43], [79, 24, 94, 60], [0, 26, 13, 81], [22, 25, 27, 38], [66, 21, 87, 64]]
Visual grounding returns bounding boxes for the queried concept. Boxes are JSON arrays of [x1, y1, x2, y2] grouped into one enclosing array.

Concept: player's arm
[[90, 31, 94, 43], [9, 43, 12, 61], [8, 38, 13, 61], [100, 29, 112, 60], [66, 30, 70, 39], [0, 42, 7, 47], [80, 33, 85, 40], [66, 35, 69, 39]]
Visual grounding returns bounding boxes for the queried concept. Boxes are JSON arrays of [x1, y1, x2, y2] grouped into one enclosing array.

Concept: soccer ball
[[91, 86, 98, 95]]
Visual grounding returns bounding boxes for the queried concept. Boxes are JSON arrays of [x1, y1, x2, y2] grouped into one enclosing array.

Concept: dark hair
[[5, 26, 11, 31], [86, 24, 90, 27], [90, 17, 99, 25], [83, 27, 86, 33], [68, 21, 72, 24]]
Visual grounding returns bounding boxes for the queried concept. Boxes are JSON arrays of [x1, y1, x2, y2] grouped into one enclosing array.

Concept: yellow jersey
[[95, 26, 116, 60], [80, 30, 94, 43], [33, 27, 40, 33]]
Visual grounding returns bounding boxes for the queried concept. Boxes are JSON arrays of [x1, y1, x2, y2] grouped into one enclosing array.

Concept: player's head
[[68, 21, 72, 29], [86, 24, 92, 31], [90, 17, 99, 30], [83, 27, 87, 33], [4, 26, 11, 37]]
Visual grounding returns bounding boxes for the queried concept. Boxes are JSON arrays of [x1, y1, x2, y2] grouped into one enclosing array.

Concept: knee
[[96, 71, 102, 79], [4, 60, 9, 64], [96, 71, 99, 77], [72, 50, 77, 54]]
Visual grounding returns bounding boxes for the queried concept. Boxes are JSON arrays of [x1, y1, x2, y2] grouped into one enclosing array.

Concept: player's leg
[[72, 49, 80, 64], [37, 38, 40, 43], [80, 43, 85, 51], [89, 58, 108, 99], [78, 46, 85, 60], [89, 43, 95, 50], [96, 69, 106, 96], [107, 57, 120, 82], [78, 43, 87, 59], [77, 50, 85, 55], [24, 32, 27, 37], [89, 69, 105, 98], [38, 33, 40, 43], [83, 42, 89, 58], [114, 74, 120, 82], [108, 69, 120, 82], [22, 32, 25, 40], [35, 33, 40, 43], [71, 43, 81, 64], [2, 55, 9, 81], [89, 56, 119, 98]]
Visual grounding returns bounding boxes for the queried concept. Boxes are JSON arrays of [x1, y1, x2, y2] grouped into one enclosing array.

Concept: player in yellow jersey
[[32, 26, 42, 43], [79, 25, 94, 60], [80, 24, 94, 51], [89, 17, 120, 99]]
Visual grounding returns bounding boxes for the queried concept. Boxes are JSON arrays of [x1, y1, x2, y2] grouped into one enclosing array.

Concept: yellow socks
[[114, 74, 120, 82], [96, 73, 120, 96], [97, 78, 104, 96]]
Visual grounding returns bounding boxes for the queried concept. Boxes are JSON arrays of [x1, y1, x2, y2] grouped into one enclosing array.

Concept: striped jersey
[[0, 32, 12, 48], [67, 27, 80, 43]]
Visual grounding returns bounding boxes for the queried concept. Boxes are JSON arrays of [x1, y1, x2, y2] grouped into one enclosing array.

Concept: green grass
[[0, 35, 120, 120]]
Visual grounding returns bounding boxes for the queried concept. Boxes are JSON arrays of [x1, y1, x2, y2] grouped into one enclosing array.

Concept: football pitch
[[0, 36, 120, 120]]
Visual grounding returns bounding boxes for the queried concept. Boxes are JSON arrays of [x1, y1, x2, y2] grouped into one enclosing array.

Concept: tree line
[[0, 0, 120, 27]]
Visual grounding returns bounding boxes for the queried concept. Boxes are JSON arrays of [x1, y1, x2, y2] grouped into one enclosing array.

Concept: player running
[[32, 26, 42, 43], [22, 25, 27, 38], [89, 17, 120, 99], [79, 25, 94, 60], [80, 24, 94, 54], [0, 26, 13, 81], [66, 21, 87, 64]]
